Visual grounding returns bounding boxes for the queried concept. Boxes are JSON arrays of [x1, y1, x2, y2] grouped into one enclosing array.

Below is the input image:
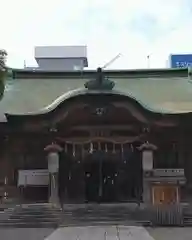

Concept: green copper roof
[[0, 68, 192, 120]]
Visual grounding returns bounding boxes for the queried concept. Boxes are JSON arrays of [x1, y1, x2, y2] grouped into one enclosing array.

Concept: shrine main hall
[[0, 66, 191, 206]]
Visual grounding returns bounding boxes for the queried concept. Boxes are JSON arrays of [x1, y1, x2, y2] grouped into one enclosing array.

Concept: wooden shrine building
[[0, 67, 191, 206]]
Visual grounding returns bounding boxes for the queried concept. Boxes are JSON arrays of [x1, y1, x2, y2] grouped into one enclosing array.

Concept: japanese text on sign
[[175, 61, 192, 68]]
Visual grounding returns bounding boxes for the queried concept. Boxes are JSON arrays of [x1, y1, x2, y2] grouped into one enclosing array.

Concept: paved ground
[[148, 227, 192, 240], [46, 225, 155, 240], [0, 228, 55, 240], [1, 226, 192, 239]]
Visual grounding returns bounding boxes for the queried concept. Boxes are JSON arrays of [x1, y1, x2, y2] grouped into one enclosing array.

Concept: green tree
[[0, 49, 8, 100]]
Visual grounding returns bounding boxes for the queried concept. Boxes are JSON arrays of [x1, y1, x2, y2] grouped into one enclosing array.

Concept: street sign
[[169, 54, 192, 68]]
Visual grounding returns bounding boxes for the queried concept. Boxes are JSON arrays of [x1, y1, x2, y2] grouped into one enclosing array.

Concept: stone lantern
[[138, 142, 157, 204], [44, 143, 63, 206]]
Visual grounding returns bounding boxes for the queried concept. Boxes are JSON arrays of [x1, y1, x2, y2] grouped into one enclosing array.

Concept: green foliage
[[0, 49, 7, 69], [0, 49, 8, 100]]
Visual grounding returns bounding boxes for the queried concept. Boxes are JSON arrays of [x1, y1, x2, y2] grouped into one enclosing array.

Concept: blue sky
[[1, 0, 192, 69]]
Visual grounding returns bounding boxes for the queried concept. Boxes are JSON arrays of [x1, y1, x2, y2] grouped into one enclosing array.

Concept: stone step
[[61, 214, 132, 218], [14, 212, 61, 216], [14, 208, 61, 211], [65, 213, 134, 216], [59, 220, 151, 227], [10, 214, 61, 221], [2, 204, 62, 228], [12, 216, 61, 220], [0, 221, 58, 228], [10, 214, 61, 218], [18, 209, 61, 212], [64, 212, 133, 216], [60, 208, 150, 227], [0, 217, 61, 223], [12, 211, 61, 215], [62, 214, 144, 220], [16, 205, 61, 209], [11, 213, 61, 218], [0, 203, 155, 228], [0, 203, 60, 222]]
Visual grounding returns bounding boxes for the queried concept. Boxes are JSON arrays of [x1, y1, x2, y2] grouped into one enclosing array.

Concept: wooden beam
[[56, 133, 146, 144], [113, 102, 149, 123], [70, 125, 140, 131]]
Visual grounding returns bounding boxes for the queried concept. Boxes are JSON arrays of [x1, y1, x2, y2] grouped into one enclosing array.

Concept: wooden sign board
[[152, 185, 179, 205]]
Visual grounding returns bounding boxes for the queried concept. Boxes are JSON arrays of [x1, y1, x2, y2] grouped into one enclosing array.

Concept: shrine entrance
[[55, 93, 146, 204], [58, 141, 143, 203], [84, 152, 118, 203]]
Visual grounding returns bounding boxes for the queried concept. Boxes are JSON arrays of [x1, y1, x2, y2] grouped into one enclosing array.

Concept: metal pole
[[102, 53, 122, 69], [147, 55, 150, 68]]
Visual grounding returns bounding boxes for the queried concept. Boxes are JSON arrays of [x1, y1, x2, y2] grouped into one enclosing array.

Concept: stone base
[[143, 179, 151, 204], [49, 195, 60, 207], [49, 173, 60, 206]]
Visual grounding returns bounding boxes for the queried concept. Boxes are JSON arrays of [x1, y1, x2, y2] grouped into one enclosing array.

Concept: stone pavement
[[1, 226, 192, 239], [46, 225, 155, 240], [0, 228, 55, 240], [148, 227, 192, 240]]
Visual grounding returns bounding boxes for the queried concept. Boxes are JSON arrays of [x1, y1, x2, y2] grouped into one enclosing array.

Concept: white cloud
[[1, 0, 192, 69]]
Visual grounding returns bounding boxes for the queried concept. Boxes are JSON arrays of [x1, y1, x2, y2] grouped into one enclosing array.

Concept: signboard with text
[[18, 169, 49, 186], [169, 54, 192, 68]]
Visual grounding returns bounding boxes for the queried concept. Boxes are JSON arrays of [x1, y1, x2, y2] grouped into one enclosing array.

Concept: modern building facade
[[25, 45, 88, 71], [0, 67, 191, 206]]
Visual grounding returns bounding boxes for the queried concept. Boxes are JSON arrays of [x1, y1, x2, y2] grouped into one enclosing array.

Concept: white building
[[26, 45, 88, 71]]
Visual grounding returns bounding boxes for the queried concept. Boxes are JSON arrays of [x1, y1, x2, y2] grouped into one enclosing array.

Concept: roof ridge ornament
[[84, 67, 115, 90]]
